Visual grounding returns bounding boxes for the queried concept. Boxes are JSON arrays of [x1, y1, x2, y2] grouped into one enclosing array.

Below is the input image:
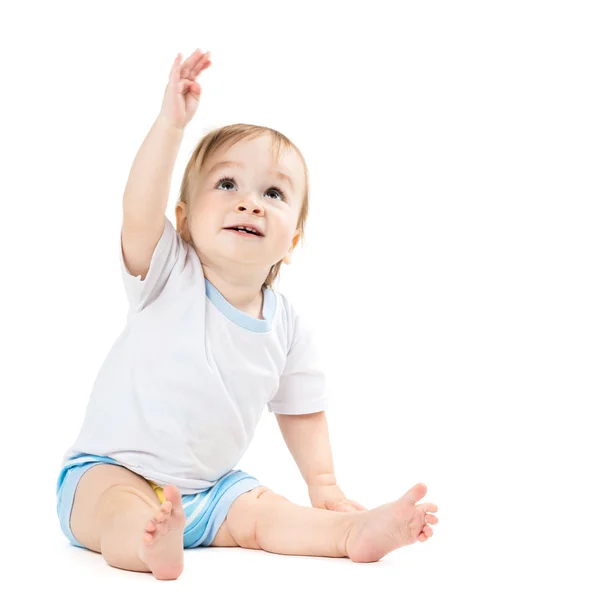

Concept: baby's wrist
[[307, 472, 337, 488], [155, 113, 186, 135]]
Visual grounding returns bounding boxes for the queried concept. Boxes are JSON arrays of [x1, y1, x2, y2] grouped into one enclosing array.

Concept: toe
[[163, 485, 184, 511], [402, 483, 427, 504], [163, 490, 184, 519], [417, 502, 438, 513]]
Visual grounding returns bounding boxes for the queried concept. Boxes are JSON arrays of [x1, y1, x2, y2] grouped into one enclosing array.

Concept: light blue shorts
[[56, 454, 261, 549]]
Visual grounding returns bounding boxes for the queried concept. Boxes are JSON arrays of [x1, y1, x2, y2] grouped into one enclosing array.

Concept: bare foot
[[345, 483, 438, 563], [138, 485, 186, 580]]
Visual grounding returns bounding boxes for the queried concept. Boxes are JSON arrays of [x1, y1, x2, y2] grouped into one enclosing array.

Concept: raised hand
[[159, 49, 212, 129]]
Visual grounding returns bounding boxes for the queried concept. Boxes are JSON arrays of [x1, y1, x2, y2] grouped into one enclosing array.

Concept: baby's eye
[[216, 177, 286, 202], [216, 178, 236, 191], [266, 187, 285, 201]]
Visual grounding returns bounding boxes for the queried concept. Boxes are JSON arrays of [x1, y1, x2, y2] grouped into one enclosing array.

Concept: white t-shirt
[[63, 217, 328, 494]]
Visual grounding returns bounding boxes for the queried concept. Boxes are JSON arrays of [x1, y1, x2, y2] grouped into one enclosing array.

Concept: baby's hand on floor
[[308, 483, 367, 512]]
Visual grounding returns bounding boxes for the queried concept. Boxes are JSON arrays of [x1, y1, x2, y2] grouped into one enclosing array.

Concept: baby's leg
[[70, 464, 185, 580], [219, 483, 438, 562]]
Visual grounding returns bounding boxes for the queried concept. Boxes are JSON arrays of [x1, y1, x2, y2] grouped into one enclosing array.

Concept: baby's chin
[[193, 240, 281, 271]]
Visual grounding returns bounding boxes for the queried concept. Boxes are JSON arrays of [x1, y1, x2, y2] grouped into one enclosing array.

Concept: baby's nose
[[236, 199, 264, 215]]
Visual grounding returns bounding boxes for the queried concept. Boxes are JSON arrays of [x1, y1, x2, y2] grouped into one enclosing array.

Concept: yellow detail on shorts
[[148, 480, 166, 504]]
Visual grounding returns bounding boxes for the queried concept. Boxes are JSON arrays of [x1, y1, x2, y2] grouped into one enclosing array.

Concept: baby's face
[[179, 135, 306, 278]]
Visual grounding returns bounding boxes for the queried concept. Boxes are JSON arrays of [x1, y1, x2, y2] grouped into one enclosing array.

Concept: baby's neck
[[203, 266, 265, 319]]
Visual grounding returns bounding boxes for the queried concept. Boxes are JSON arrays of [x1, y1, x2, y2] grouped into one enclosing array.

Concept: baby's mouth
[[224, 226, 264, 237]]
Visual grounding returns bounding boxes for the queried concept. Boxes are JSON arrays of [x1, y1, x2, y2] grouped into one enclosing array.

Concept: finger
[[418, 532, 427, 542], [169, 53, 182, 84], [417, 502, 438, 514], [177, 79, 196, 95], [348, 500, 367, 511], [181, 49, 204, 79], [191, 52, 211, 78], [180, 79, 200, 96], [425, 513, 438, 525], [197, 60, 212, 76]]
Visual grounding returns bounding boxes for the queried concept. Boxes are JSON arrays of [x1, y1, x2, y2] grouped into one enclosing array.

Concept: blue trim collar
[[205, 279, 276, 332]]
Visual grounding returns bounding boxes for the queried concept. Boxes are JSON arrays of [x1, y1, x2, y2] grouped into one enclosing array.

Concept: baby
[[56, 49, 438, 580]]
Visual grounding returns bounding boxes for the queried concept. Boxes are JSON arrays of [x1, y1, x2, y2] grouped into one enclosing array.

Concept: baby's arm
[[121, 50, 211, 279], [275, 412, 366, 512]]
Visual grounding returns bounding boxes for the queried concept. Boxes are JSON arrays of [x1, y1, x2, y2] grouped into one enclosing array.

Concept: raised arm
[[121, 49, 211, 279]]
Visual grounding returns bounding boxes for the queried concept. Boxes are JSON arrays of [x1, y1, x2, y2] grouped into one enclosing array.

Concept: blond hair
[[177, 123, 309, 288]]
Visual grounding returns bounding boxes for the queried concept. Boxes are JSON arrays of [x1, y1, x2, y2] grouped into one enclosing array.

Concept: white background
[[1, 1, 598, 597]]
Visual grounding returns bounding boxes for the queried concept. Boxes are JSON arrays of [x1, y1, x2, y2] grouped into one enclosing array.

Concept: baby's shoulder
[[271, 288, 319, 346]]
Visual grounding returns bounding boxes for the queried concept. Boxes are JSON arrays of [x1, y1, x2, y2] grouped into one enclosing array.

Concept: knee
[[99, 484, 155, 512], [226, 486, 279, 549]]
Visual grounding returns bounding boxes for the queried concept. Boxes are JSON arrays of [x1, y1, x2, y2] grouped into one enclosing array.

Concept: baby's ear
[[282, 230, 301, 265], [175, 202, 192, 242]]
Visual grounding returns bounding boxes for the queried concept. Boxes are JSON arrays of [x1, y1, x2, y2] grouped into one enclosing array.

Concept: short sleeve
[[268, 312, 329, 415], [120, 217, 182, 313]]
